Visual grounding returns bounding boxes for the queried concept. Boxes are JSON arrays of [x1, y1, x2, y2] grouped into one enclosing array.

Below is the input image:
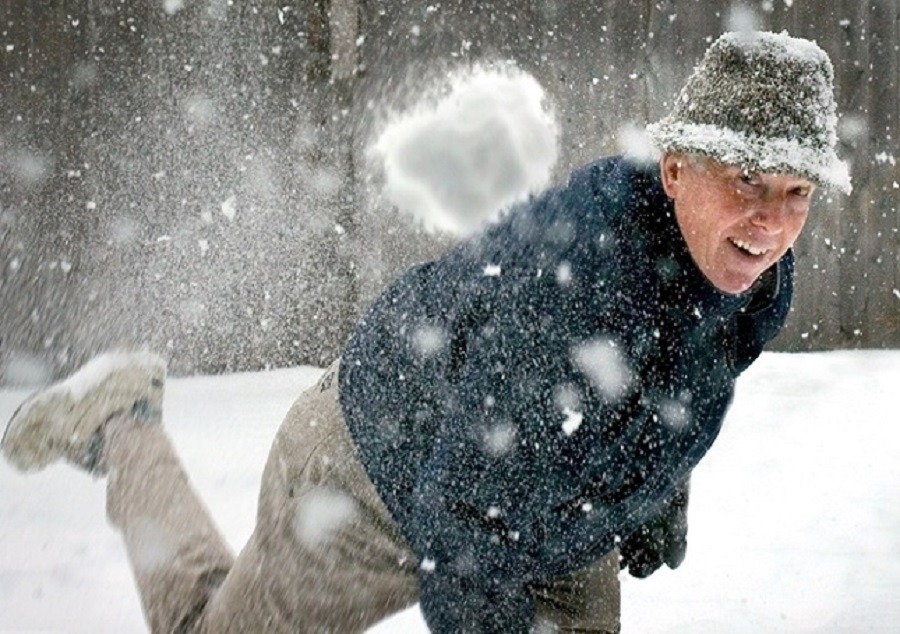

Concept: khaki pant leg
[[105, 421, 234, 634], [199, 360, 420, 634], [532, 550, 621, 634]]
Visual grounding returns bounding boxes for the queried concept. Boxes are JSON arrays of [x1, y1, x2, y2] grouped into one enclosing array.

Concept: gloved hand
[[619, 477, 690, 578]]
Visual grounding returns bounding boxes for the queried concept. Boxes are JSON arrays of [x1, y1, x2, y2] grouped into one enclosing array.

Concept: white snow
[[617, 123, 659, 166], [411, 325, 448, 358], [657, 396, 691, 431], [560, 407, 584, 436], [220, 195, 237, 221], [645, 31, 852, 194], [8, 350, 165, 403], [573, 337, 634, 402], [726, 5, 763, 34], [369, 64, 559, 237], [420, 558, 436, 573], [481, 421, 517, 457], [128, 517, 176, 572], [2, 351, 900, 632], [182, 93, 216, 127], [2, 352, 52, 387], [656, 121, 851, 193], [9, 149, 51, 186], [556, 261, 572, 285], [162, 0, 185, 16], [293, 487, 358, 548]]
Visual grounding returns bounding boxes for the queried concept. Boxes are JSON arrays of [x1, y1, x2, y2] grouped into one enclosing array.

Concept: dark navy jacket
[[339, 156, 792, 632]]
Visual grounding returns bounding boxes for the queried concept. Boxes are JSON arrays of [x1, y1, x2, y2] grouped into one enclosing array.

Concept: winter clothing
[[1, 350, 166, 474], [3, 155, 789, 634], [105, 418, 235, 633], [646, 31, 850, 193], [340, 155, 793, 632], [101, 359, 621, 633], [103, 360, 421, 633], [618, 476, 690, 578]]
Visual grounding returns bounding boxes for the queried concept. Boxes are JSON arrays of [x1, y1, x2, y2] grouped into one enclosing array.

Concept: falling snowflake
[[572, 337, 634, 402], [561, 407, 583, 436]]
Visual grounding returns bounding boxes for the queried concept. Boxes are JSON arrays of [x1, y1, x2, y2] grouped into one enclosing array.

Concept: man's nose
[[748, 198, 788, 234]]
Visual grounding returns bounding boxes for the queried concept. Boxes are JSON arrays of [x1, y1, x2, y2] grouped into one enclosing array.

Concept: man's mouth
[[729, 238, 770, 257]]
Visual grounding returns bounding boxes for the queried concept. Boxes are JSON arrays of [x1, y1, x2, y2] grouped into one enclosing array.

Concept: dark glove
[[419, 568, 534, 633], [619, 477, 690, 578]]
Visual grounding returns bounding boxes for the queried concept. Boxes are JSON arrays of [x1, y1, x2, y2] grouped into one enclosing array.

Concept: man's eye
[[739, 171, 761, 186], [792, 186, 813, 198]]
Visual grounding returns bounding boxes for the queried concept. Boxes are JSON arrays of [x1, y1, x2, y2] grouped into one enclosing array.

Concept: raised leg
[[2, 351, 232, 632], [104, 417, 233, 633], [197, 360, 420, 633]]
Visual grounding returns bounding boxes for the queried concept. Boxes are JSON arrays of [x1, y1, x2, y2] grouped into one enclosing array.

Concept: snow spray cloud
[[369, 63, 559, 237]]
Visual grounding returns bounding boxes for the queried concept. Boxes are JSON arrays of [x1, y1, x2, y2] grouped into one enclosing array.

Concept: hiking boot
[[1, 350, 166, 474]]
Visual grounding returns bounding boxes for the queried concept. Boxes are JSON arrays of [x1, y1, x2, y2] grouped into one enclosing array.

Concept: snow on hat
[[647, 31, 851, 193]]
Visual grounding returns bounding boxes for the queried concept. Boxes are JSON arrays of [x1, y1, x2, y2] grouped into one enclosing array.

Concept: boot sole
[[1, 351, 166, 472]]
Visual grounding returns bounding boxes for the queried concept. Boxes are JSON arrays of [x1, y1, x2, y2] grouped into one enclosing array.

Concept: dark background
[[1, 0, 897, 380]]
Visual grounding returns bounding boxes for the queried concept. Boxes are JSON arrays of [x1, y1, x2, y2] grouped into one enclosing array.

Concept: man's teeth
[[731, 238, 767, 256]]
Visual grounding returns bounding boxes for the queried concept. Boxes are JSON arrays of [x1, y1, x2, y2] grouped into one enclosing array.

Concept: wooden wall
[[1, 1, 897, 378]]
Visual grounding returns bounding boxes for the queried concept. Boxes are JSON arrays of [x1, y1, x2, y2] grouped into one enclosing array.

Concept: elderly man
[[3, 31, 849, 634]]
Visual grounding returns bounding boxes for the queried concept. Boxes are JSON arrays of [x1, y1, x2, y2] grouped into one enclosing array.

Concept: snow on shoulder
[[369, 63, 559, 237]]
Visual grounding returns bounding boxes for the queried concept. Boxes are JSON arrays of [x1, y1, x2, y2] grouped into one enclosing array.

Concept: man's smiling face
[[660, 153, 814, 295]]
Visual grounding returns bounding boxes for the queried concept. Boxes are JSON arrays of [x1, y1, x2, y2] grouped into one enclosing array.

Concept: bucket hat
[[647, 31, 851, 193]]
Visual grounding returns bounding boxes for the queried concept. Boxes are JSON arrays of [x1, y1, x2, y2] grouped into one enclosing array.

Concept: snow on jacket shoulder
[[339, 156, 792, 633]]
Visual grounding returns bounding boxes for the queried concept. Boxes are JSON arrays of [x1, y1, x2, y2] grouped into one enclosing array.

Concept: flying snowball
[[370, 64, 559, 237]]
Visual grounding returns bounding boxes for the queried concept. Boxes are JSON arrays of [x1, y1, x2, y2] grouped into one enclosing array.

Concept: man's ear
[[659, 153, 684, 199]]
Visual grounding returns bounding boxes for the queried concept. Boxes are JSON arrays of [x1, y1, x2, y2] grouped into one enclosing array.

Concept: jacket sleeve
[[409, 293, 558, 633], [413, 428, 538, 633], [619, 474, 690, 578], [404, 163, 618, 632]]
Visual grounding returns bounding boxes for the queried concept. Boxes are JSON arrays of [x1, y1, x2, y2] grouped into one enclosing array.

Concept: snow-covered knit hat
[[647, 31, 851, 193]]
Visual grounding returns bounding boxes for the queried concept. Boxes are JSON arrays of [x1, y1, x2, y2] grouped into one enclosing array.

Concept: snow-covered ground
[[1, 350, 899, 632]]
